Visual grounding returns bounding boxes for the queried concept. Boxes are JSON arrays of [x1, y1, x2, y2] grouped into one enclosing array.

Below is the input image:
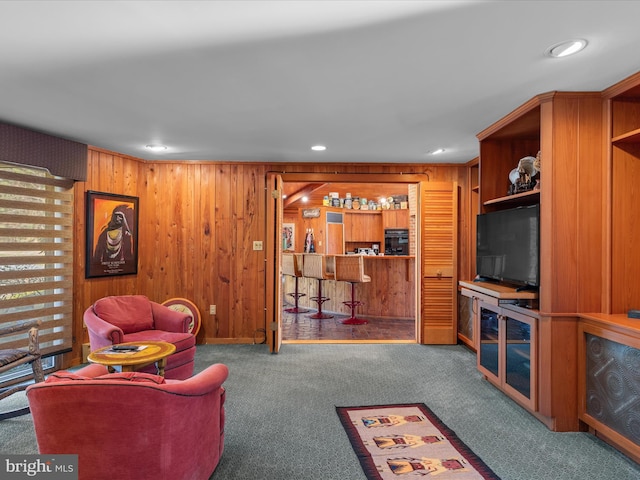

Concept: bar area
[[282, 184, 416, 321]]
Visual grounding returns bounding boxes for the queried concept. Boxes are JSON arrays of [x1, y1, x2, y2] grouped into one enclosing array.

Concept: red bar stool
[[302, 253, 334, 319], [334, 254, 371, 325], [282, 253, 309, 313]]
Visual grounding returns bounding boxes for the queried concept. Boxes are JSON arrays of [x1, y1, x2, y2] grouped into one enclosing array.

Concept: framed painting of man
[[85, 191, 139, 278]]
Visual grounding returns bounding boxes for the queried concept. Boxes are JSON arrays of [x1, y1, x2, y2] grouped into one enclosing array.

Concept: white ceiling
[[1, 1, 640, 164]]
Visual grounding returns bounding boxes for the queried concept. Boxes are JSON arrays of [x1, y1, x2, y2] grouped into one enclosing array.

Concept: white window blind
[[0, 162, 74, 356]]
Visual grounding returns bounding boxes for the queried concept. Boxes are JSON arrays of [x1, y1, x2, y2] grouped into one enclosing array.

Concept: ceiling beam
[[283, 183, 327, 209]]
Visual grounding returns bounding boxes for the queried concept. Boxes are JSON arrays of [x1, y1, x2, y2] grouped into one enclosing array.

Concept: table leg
[[156, 358, 167, 377]]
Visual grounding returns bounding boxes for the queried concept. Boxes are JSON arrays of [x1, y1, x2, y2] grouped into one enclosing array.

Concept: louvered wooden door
[[420, 181, 458, 344]]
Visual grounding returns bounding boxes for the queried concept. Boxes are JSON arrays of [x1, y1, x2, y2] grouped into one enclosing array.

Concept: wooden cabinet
[[603, 73, 640, 314], [381, 209, 409, 229], [572, 70, 640, 462], [457, 291, 475, 350], [344, 211, 383, 244], [460, 281, 538, 411], [473, 91, 604, 431], [578, 314, 640, 464], [457, 158, 479, 349], [478, 300, 537, 412]]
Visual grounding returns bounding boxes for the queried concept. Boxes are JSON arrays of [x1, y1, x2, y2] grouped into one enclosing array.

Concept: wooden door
[[266, 173, 284, 353], [420, 181, 458, 344], [326, 223, 344, 254]]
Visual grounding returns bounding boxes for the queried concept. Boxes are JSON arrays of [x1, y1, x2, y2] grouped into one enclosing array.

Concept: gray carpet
[[3, 343, 640, 479]]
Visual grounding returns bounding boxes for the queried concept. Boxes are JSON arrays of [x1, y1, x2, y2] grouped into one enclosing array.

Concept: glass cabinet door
[[478, 304, 500, 379], [477, 301, 537, 411], [505, 316, 532, 399], [503, 309, 536, 409]]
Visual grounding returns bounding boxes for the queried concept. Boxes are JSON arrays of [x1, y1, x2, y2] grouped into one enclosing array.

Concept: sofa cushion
[[45, 370, 165, 384], [93, 295, 154, 334], [45, 371, 90, 383], [123, 330, 196, 352], [95, 372, 166, 384]]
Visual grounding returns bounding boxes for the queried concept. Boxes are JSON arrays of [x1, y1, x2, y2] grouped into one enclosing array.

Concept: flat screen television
[[476, 204, 540, 288]]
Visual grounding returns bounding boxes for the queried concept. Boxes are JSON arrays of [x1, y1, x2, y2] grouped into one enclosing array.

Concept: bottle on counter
[[309, 229, 316, 253], [304, 228, 312, 253]]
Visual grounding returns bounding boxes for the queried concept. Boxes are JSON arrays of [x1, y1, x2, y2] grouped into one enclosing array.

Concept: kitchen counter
[[284, 254, 415, 319]]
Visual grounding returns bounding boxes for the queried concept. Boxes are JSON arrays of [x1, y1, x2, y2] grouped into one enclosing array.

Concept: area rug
[[336, 403, 500, 479]]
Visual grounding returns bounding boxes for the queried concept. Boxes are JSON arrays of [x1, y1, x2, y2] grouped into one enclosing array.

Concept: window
[[0, 162, 74, 362]]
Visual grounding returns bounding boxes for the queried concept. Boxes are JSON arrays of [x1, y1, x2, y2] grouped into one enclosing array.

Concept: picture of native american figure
[[94, 205, 134, 263], [369, 434, 444, 450], [359, 414, 425, 428], [385, 456, 467, 476], [85, 191, 139, 278]]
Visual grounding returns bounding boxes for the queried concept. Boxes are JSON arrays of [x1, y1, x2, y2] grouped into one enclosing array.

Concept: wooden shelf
[[459, 280, 538, 300], [344, 209, 381, 214], [612, 127, 640, 144], [483, 189, 539, 207]]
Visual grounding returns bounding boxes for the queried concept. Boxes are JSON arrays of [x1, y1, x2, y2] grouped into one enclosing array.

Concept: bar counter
[[283, 255, 415, 319]]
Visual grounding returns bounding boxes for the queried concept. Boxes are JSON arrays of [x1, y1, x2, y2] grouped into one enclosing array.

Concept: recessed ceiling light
[[428, 148, 445, 155], [545, 39, 588, 58], [311, 145, 327, 152], [145, 144, 168, 152]]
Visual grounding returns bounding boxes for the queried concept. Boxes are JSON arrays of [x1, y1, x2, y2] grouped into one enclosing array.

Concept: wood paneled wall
[[66, 147, 468, 366]]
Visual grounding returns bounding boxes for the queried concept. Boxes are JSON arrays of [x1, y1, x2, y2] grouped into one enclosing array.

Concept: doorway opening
[[278, 175, 420, 344]]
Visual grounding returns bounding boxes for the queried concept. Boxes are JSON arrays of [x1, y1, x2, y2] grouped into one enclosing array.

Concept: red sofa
[[83, 295, 195, 379], [27, 363, 228, 480]]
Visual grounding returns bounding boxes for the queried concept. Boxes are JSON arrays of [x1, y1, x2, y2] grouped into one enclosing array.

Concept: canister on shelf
[[344, 196, 352, 209]]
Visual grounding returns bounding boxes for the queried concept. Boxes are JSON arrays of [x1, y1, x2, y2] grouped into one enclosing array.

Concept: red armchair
[[26, 363, 228, 480], [83, 295, 195, 379]]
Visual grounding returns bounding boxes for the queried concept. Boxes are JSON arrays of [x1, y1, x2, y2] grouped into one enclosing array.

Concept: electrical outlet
[[253, 241, 263, 250], [209, 305, 216, 315]]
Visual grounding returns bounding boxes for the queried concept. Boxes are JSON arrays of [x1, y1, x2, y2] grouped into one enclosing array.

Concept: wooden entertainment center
[[461, 70, 640, 462], [463, 90, 605, 432], [576, 71, 640, 463]]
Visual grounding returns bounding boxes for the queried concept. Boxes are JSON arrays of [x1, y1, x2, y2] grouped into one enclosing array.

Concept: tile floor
[[281, 307, 416, 342]]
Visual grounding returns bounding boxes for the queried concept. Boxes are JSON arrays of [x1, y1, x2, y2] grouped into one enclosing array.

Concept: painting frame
[[282, 223, 295, 251], [85, 190, 139, 278]]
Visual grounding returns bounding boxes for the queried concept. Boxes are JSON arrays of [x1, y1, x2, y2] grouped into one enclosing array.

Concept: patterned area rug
[[336, 403, 500, 479]]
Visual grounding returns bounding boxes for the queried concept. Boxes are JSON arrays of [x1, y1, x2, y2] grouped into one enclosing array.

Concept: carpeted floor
[[3, 343, 640, 479]]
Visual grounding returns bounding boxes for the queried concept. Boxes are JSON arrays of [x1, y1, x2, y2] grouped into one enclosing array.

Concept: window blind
[[0, 162, 74, 356]]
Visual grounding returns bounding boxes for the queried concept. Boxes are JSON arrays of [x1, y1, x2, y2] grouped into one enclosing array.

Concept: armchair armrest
[[163, 364, 229, 396], [71, 363, 229, 395], [151, 301, 191, 333], [83, 307, 124, 348]]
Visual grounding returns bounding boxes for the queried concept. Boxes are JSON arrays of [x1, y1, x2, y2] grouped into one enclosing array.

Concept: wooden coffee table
[[87, 341, 176, 376]]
